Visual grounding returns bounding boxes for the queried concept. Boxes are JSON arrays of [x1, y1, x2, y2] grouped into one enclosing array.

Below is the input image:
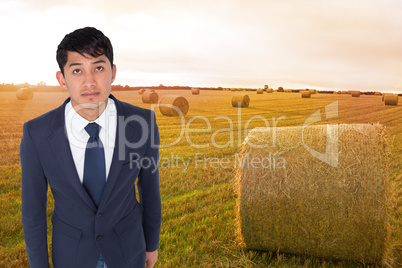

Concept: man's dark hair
[[56, 27, 113, 75]]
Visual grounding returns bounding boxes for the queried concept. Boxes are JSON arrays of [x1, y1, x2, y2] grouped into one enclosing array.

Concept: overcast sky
[[1, 0, 401, 92]]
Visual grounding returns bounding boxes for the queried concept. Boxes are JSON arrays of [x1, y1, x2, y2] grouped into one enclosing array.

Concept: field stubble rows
[[0, 90, 401, 267]]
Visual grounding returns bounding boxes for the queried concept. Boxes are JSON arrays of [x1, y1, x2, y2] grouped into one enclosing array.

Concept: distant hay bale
[[384, 94, 398, 105], [264, 85, 269, 89], [231, 88, 236, 92], [382, 93, 393, 102], [309, 89, 317, 94], [138, 88, 146, 95], [16, 88, 33, 100], [284, 89, 292, 93], [374, 92, 382, 96], [142, 91, 159, 104], [191, 88, 200, 95], [235, 123, 391, 265], [237, 88, 243, 91], [301, 90, 311, 98], [256, 88, 263, 94], [266, 88, 273, 93], [159, 95, 189, 116], [232, 94, 250, 108], [341, 91, 347, 94], [351, 91, 361, 97]]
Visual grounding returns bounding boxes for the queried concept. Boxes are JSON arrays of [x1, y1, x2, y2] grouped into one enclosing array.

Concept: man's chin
[[76, 102, 101, 111]]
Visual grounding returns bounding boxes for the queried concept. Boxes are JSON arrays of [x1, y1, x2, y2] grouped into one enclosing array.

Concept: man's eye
[[73, 69, 81, 74], [96, 66, 104, 71]]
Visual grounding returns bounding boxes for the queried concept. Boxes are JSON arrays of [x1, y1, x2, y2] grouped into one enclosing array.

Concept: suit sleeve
[[20, 123, 50, 268], [137, 111, 162, 252]]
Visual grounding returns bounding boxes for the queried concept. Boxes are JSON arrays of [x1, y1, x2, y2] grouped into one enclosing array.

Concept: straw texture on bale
[[191, 88, 200, 95], [141, 91, 159, 104], [256, 88, 263, 94], [159, 95, 189, 116], [351, 91, 361, 97], [235, 124, 391, 265], [384, 94, 398, 105], [382, 93, 393, 102], [232, 94, 250, 108], [138, 88, 146, 95], [301, 90, 311, 98], [16, 88, 34, 100]]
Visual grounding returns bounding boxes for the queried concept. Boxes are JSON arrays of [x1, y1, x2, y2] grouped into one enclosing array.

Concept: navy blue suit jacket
[[20, 95, 161, 268]]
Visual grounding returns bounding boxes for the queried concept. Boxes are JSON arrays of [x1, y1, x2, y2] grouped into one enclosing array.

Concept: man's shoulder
[[115, 98, 156, 120], [24, 102, 64, 131]]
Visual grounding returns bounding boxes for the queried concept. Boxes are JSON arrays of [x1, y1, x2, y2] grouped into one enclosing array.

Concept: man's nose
[[83, 72, 96, 89]]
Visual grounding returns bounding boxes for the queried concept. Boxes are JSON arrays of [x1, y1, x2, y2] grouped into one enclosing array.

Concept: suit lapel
[[48, 98, 97, 211], [98, 96, 130, 208]]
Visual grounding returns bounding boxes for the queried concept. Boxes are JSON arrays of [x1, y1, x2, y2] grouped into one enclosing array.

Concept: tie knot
[[85, 123, 101, 138]]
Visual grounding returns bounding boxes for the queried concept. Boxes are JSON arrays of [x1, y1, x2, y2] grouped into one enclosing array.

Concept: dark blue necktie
[[83, 123, 106, 207]]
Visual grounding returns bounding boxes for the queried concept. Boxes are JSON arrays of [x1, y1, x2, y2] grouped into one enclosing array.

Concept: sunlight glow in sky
[[1, 0, 401, 92]]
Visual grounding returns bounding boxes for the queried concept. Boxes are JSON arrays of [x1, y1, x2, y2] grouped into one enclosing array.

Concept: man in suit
[[20, 27, 161, 268]]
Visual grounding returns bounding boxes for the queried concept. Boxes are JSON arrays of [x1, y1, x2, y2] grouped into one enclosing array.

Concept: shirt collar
[[65, 98, 116, 135]]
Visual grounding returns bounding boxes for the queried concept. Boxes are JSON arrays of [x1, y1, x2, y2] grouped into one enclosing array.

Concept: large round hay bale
[[351, 91, 361, 97], [232, 94, 250, 108], [384, 94, 398, 105], [159, 95, 189, 116], [236, 124, 391, 265], [266, 88, 273, 93], [256, 88, 263, 94], [16, 88, 34, 100], [138, 88, 146, 95], [309, 89, 317, 94], [142, 91, 158, 104], [191, 88, 200, 95], [301, 90, 311, 98]]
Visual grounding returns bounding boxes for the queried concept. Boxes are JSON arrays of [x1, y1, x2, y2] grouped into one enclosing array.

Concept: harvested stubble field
[[0, 90, 401, 267]]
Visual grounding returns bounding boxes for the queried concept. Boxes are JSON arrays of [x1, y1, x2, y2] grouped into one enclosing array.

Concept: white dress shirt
[[65, 98, 117, 183]]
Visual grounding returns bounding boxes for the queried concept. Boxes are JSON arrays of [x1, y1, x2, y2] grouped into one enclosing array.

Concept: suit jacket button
[[96, 235, 103, 242]]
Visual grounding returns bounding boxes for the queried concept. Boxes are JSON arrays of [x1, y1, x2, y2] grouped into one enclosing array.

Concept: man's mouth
[[82, 92, 100, 98]]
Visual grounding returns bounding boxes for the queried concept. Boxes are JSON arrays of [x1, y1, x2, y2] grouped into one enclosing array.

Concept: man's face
[[56, 51, 116, 112]]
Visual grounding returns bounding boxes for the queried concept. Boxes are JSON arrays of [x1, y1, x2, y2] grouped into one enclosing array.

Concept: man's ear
[[56, 71, 68, 90], [111, 64, 117, 83]]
